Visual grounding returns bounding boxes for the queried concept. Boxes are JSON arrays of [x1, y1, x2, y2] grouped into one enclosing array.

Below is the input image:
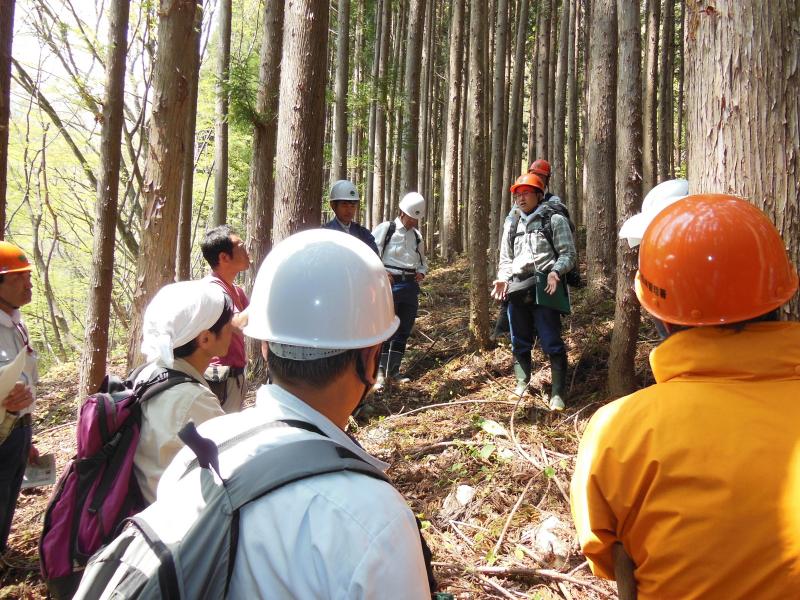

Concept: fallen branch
[[371, 398, 521, 425], [407, 439, 481, 457], [478, 574, 519, 599], [432, 562, 614, 598], [492, 477, 534, 560]]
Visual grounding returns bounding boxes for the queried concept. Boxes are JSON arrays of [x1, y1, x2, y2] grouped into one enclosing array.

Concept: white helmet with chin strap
[[619, 179, 688, 248], [243, 229, 399, 359], [398, 192, 426, 221]]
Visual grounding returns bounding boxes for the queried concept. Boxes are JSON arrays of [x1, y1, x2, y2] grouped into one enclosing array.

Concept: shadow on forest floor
[[1, 257, 660, 599]]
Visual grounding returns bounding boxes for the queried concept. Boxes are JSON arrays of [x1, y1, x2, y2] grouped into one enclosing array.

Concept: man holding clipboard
[[492, 174, 576, 411]]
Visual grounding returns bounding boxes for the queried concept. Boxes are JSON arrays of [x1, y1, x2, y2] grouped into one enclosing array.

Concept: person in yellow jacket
[[571, 194, 800, 599]]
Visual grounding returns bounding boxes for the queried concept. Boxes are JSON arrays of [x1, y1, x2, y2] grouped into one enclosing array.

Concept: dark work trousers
[[0, 423, 32, 553], [383, 278, 420, 355], [507, 302, 565, 357], [493, 301, 510, 337]]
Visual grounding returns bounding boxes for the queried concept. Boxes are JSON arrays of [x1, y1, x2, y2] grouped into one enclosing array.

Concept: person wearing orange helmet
[[571, 195, 800, 597], [492, 173, 577, 411], [0, 241, 39, 556], [528, 158, 562, 203]]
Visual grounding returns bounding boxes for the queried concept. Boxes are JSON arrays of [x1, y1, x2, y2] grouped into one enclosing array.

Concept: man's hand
[[545, 271, 561, 295], [2, 382, 33, 413], [28, 443, 40, 464], [231, 311, 248, 332], [387, 272, 395, 285], [491, 280, 508, 301], [415, 272, 425, 283]]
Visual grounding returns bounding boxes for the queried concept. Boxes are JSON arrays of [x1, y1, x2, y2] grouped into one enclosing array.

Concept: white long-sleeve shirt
[[158, 384, 431, 599], [373, 218, 429, 275], [0, 309, 37, 417]]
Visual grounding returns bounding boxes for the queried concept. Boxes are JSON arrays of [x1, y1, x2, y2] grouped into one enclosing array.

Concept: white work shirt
[[0, 309, 38, 417], [158, 384, 431, 599], [373, 218, 429, 275], [133, 358, 224, 504]]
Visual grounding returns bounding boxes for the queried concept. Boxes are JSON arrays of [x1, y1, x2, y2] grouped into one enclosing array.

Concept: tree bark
[[127, 0, 199, 369], [0, 0, 15, 238], [212, 0, 232, 226], [685, 1, 800, 318], [399, 0, 426, 195], [442, 0, 465, 259], [535, 0, 552, 159], [467, 0, 490, 347], [608, 0, 642, 397], [176, 4, 202, 281], [552, 0, 571, 196], [585, 0, 616, 295], [331, 0, 350, 181], [364, 0, 384, 227], [642, 0, 659, 193], [657, 0, 674, 181], [673, 0, 685, 173], [565, 0, 579, 224], [488, 0, 509, 256], [272, 0, 330, 243], [547, 0, 559, 155], [79, 0, 130, 396]]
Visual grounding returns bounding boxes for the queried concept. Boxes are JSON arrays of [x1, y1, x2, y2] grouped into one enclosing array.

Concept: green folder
[[534, 272, 571, 314]]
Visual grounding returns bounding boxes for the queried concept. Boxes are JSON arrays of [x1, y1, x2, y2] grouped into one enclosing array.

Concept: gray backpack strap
[[226, 437, 389, 511]]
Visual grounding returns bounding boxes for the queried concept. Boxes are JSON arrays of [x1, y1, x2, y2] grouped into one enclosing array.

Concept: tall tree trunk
[[364, 0, 384, 227], [468, 0, 490, 346], [527, 12, 539, 165], [79, 0, 130, 396], [488, 0, 508, 258], [245, 0, 284, 380], [566, 0, 579, 223], [212, 0, 232, 226], [685, 1, 800, 318], [552, 0, 571, 196], [547, 0, 559, 155], [442, 0, 464, 259], [642, 0, 659, 192], [657, 0, 674, 181], [502, 0, 529, 220], [176, 4, 202, 281], [331, 0, 350, 181], [673, 0, 684, 173], [585, 0, 616, 296], [535, 0, 552, 159], [0, 0, 14, 238], [608, 0, 642, 397], [417, 0, 434, 208], [127, 0, 200, 369], [272, 0, 330, 243], [399, 0, 426, 195]]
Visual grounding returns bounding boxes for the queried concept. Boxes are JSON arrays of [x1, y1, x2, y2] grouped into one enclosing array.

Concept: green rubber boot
[[511, 353, 532, 397], [548, 352, 568, 411]]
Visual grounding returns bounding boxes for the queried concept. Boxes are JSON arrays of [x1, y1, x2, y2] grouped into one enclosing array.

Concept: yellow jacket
[[571, 322, 800, 599]]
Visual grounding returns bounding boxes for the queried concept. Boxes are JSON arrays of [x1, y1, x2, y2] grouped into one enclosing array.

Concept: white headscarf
[[140, 281, 226, 367]]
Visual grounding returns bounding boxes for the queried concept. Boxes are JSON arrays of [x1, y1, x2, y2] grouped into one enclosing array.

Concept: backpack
[[380, 220, 423, 265], [72, 419, 437, 599], [508, 198, 584, 288], [39, 366, 200, 600]]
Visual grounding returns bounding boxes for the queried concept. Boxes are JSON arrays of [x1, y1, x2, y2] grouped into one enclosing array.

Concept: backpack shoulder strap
[[137, 368, 204, 404], [381, 220, 397, 258], [507, 212, 522, 259]]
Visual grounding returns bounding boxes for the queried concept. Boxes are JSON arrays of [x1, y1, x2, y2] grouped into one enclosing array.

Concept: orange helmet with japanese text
[[0, 241, 33, 275], [635, 194, 798, 326], [528, 159, 551, 178], [509, 173, 545, 195]]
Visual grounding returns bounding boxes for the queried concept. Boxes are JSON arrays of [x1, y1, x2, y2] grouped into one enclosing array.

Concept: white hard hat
[[329, 179, 359, 202], [243, 229, 399, 351], [398, 192, 426, 220], [619, 178, 689, 247]]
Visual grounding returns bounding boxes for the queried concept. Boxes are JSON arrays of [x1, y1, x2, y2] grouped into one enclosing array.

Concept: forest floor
[[0, 257, 660, 599]]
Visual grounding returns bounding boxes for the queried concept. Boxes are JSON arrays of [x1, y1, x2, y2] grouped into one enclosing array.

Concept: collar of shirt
[[335, 218, 351, 233], [255, 384, 389, 472], [0, 309, 21, 328]]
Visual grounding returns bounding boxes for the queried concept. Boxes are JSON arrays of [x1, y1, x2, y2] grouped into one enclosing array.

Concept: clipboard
[[534, 273, 571, 314]]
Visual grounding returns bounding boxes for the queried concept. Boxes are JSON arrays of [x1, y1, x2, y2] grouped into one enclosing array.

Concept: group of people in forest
[[1, 155, 800, 597]]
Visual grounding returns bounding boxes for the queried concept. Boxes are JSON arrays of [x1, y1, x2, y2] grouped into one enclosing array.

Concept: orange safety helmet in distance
[[0, 241, 33, 276], [528, 159, 551, 178], [635, 194, 798, 326], [509, 173, 545, 195]]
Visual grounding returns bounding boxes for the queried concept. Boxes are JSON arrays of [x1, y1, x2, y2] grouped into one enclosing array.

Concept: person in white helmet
[[618, 178, 688, 248], [322, 179, 379, 254], [371, 192, 429, 388], [153, 229, 434, 598]]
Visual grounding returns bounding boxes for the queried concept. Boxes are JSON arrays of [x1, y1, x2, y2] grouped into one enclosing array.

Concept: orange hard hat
[[509, 173, 545, 194], [0, 241, 32, 276], [528, 159, 551, 177], [635, 194, 798, 326]]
